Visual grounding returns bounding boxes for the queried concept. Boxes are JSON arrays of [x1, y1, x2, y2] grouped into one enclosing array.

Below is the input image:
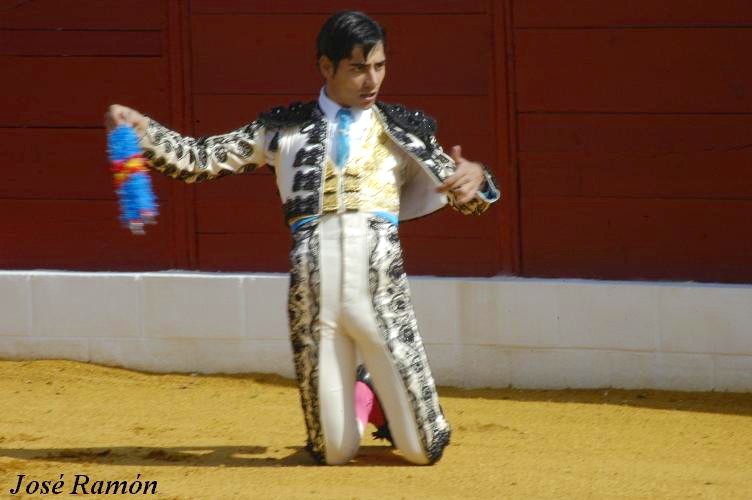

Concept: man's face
[[321, 42, 386, 109]]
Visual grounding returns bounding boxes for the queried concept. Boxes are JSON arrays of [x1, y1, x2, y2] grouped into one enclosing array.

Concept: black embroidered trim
[[175, 170, 193, 182], [283, 195, 318, 220], [258, 100, 322, 129], [265, 100, 327, 225], [376, 102, 437, 146], [213, 145, 228, 163], [305, 441, 325, 465], [239, 163, 258, 173], [288, 223, 325, 464], [269, 131, 280, 153], [301, 120, 326, 143], [292, 144, 325, 168], [240, 121, 263, 136], [292, 170, 321, 192], [194, 172, 210, 183]]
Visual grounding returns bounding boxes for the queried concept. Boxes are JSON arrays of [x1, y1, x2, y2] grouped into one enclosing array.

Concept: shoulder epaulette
[[258, 100, 322, 129], [376, 102, 437, 143]]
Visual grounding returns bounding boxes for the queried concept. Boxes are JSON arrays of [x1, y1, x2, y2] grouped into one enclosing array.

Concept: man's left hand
[[436, 145, 485, 205]]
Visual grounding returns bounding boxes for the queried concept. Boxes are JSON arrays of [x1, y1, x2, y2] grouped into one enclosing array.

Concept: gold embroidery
[[321, 160, 339, 210], [345, 163, 363, 177], [343, 176, 361, 193], [343, 192, 360, 210], [321, 114, 404, 215]]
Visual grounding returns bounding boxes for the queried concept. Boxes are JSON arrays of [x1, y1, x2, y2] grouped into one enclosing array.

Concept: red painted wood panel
[[0, 0, 166, 29], [196, 233, 499, 276], [520, 151, 752, 199], [194, 172, 276, 205], [1, 2, 503, 277], [197, 233, 290, 271], [191, 0, 486, 14], [0, 129, 171, 200], [518, 114, 752, 199], [515, 29, 752, 112], [514, 0, 752, 27], [0, 0, 174, 271], [0, 30, 162, 57], [401, 236, 498, 276], [195, 174, 284, 233], [190, 14, 491, 96], [521, 197, 752, 283], [164, 0, 195, 269], [519, 114, 752, 153], [399, 208, 496, 239], [517, 114, 752, 282], [491, 0, 519, 276], [194, 95, 310, 135], [0, 57, 170, 126], [0, 200, 172, 270]]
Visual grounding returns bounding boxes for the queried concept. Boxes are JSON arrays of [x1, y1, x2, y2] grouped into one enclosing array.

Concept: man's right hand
[[105, 104, 148, 136]]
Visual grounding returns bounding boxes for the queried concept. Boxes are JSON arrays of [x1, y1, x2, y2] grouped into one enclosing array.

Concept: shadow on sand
[[0, 444, 407, 468]]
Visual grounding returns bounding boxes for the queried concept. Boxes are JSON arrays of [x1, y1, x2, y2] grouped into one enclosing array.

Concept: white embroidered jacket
[[138, 100, 501, 226]]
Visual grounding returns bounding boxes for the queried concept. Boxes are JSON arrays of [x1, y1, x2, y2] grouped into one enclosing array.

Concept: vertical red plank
[[166, 0, 197, 269], [491, 0, 520, 275]]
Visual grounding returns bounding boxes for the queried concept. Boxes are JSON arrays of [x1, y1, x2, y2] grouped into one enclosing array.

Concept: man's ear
[[318, 55, 334, 79]]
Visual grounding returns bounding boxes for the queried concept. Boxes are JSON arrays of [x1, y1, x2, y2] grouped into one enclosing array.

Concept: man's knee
[[323, 441, 359, 465], [321, 426, 360, 465], [399, 449, 431, 465]]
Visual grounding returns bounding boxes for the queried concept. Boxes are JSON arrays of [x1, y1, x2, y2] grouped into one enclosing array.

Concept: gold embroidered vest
[[321, 113, 405, 215]]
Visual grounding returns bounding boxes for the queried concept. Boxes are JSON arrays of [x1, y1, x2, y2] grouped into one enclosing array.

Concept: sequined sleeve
[[428, 137, 501, 216], [137, 117, 267, 183]]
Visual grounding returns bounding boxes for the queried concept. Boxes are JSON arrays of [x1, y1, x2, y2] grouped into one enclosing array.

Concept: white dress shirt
[[317, 87, 374, 163]]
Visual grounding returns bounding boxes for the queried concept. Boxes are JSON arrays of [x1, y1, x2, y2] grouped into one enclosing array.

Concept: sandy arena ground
[[0, 360, 750, 499]]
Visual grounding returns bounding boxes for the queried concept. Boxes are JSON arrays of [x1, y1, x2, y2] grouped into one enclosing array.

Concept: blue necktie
[[335, 108, 352, 168]]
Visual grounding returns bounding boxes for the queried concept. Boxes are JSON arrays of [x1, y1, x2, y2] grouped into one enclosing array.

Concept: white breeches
[[287, 212, 451, 465]]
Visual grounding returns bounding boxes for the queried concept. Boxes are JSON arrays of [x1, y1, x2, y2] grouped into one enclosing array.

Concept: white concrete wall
[[1, 271, 750, 391]]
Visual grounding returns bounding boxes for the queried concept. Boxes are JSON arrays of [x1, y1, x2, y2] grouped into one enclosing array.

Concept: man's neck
[[323, 85, 350, 109], [319, 87, 370, 123]]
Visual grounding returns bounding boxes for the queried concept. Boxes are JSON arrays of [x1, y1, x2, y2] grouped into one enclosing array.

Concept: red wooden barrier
[[512, 0, 752, 283], [0, 0, 173, 270], [515, 29, 752, 113], [6, 0, 750, 282], [514, 0, 752, 27], [189, 0, 487, 14], [0, 0, 166, 29]]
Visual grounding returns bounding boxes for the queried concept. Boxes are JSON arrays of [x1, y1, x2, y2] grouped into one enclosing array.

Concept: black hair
[[316, 11, 386, 71]]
